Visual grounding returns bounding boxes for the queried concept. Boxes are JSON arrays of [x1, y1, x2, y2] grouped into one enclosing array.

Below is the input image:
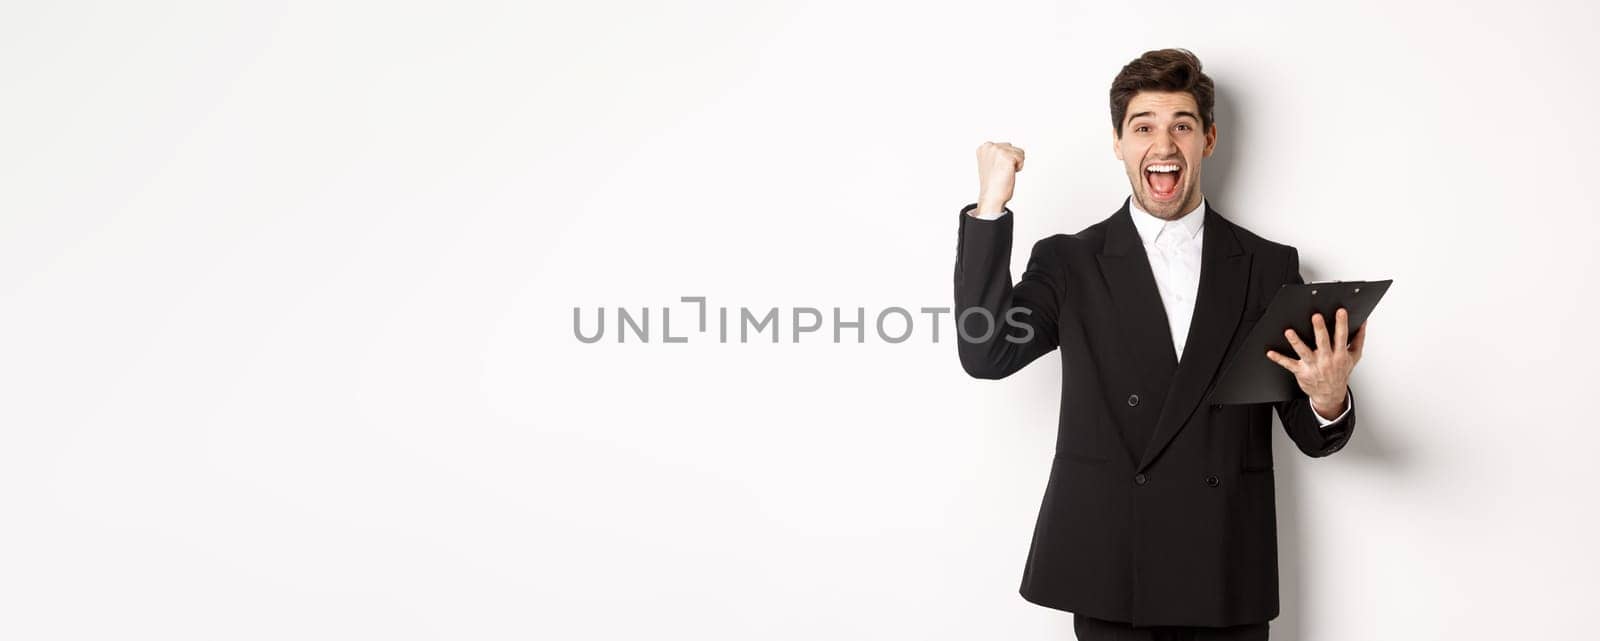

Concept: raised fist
[[976, 141, 1025, 216]]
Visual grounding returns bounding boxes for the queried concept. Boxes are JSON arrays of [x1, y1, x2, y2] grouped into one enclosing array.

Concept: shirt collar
[[1128, 195, 1206, 246]]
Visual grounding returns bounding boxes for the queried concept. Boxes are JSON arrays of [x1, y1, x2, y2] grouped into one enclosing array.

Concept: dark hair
[[1110, 48, 1215, 137]]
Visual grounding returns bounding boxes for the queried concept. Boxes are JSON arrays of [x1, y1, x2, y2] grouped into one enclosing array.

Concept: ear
[[1112, 126, 1124, 161], [1202, 122, 1218, 158]]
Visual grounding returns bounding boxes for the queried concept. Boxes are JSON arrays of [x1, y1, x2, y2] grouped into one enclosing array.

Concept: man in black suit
[[953, 49, 1368, 641]]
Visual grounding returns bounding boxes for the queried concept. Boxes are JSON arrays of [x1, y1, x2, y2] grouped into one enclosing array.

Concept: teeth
[[1147, 164, 1181, 173]]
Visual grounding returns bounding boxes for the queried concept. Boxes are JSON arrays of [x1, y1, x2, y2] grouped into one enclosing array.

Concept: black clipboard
[[1206, 279, 1392, 405]]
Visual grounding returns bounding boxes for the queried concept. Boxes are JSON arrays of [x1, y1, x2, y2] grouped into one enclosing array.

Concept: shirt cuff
[[968, 206, 1012, 221], [1313, 390, 1353, 428]]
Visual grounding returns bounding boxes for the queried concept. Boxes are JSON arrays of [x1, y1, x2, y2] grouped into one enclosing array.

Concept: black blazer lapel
[[1095, 200, 1180, 401], [1137, 207, 1252, 473]]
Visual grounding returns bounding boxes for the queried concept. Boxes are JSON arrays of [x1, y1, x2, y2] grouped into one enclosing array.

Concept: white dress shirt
[[972, 199, 1350, 426], [1127, 196, 1206, 362]]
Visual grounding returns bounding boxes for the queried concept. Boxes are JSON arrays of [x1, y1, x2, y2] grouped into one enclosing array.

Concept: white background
[[2, 1, 1596, 639]]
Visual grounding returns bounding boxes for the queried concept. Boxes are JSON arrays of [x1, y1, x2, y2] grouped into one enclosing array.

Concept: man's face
[[1113, 91, 1217, 219]]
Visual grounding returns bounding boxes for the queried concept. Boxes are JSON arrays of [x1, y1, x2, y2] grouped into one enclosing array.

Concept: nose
[[1152, 130, 1178, 155]]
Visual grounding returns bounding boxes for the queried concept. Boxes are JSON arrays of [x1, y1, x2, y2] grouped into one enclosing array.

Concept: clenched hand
[[976, 142, 1025, 216]]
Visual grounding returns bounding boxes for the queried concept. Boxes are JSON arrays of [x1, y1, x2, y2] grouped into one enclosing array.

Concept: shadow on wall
[[1205, 85, 1243, 206]]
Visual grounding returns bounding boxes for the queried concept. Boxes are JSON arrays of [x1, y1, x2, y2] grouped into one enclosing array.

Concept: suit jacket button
[[1134, 473, 1148, 485], [1211, 404, 1222, 410], [1205, 475, 1220, 487], [1127, 394, 1140, 407]]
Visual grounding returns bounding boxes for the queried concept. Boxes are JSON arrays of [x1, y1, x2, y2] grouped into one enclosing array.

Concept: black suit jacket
[[953, 198, 1356, 627]]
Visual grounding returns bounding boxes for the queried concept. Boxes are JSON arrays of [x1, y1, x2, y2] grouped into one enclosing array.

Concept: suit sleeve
[[953, 203, 1064, 380], [1272, 247, 1357, 457]]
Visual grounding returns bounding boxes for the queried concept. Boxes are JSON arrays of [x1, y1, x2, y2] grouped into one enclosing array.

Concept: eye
[[1176, 123, 1192, 131], [1135, 125, 1150, 133]]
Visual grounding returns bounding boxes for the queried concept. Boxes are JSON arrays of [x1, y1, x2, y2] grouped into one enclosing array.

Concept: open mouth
[[1144, 162, 1182, 201]]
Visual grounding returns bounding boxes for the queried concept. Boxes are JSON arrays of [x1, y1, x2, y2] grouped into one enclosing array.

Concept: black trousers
[[1073, 613, 1270, 641]]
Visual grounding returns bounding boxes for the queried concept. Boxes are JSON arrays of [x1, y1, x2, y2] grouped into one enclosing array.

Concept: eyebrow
[[1125, 111, 1202, 125]]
